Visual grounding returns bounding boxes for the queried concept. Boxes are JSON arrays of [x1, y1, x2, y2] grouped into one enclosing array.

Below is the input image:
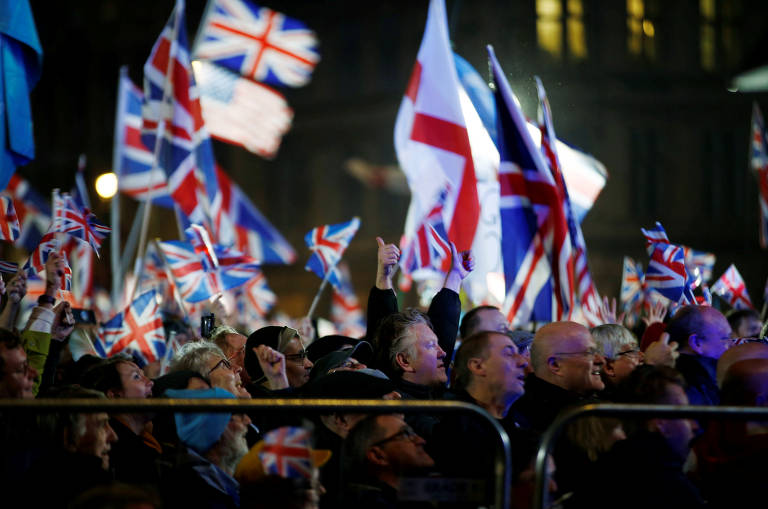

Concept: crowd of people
[[0, 239, 766, 509]]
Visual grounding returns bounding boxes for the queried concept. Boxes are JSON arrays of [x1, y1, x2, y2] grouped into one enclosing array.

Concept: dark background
[[12, 0, 768, 318]]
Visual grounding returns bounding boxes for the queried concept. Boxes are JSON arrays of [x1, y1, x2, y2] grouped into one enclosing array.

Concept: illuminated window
[[700, 0, 715, 70], [700, 0, 742, 71], [627, 0, 655, 60], [536, 0, 587, 60]]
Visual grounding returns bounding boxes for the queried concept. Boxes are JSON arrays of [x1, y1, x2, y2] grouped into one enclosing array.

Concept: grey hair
[[374, 309, 432, 376], [591, 324, 638, 360], [170, 341, 227, 377], [210, 325, 241, 350]]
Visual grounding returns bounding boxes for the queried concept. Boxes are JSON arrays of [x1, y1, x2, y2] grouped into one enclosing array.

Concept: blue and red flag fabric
[[712, 264, 753, 310], [51, 189, 111, 257], [211, 166, 296, 264], [235, 269, 276, 322], [750, 102, 768, 249], [620, 256, 644, 312], [0, 195, 20, 242], [331, 262, 365, 338], [259, 426, 315, 479], [304, 217, 360, 290], [399, 188, 451, 275], [641, 222, 695, 304], [194, 0, 320, 88], [141, 0, 218, 227], [0, 0, 43, 191], [0, 260, 17, 273], [488, 46, 573, 327], [99, 289, 166, 366], [641, 222, 670, 253], [186, 224, 219, 272], [682, 246, 715, 286], [22, 231, 72, 291], [3, 173, 51, 251]]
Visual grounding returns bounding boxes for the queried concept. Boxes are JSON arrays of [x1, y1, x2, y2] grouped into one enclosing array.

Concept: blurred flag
[[194, 0, 320, 88], [304, 217, 360, 290], [260, 426, 315, 479], [394, 0, 479, 254], [211, 166, 296, 263], [641, 222, 670, 252], [682, 246, 715, 286], [4, 174, 51, 251], [750, 102, 768, 249], [0, 195, 20, 242], [641, 222, 694, 304], [620, 256, 644, 311], [0, 0, 43, 190], [22, 231, 72, 291], [331, 262, 365, 338], [141, 0, 217, 227], [0, 260, 18, 273], [61, 240, 93, 308], [400, 188, 451, 275], [100, 289, 166, 366], [51, 190, 111, 257], [711, 264, 753, 310], [235, 269, 276, 323]]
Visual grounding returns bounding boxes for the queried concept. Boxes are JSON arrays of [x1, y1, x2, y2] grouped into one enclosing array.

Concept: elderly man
[[341, 414, 435, 508], [171, 341, 255, 398], [666, 305, 733, 405], [210, 325, 250, 383]]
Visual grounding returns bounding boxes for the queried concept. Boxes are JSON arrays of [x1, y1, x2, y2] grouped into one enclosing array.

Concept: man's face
[[283, 336, 313, 388], [77, 412, 118, 470], [481, 333, 528, 402], [115, 361, 153, 398], [373, 415, 434, 472], [0, 345, 37, 399], [657, 384, 697, 462], [553, 330, 605, 393], [470, 308, 508, 336], [206, 354, 241, 396], [694, 310, 733, 360], [404, 323, 446, 387], [734, 316, 763, 339]]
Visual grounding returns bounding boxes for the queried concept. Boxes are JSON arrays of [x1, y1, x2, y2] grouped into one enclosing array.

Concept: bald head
[[531, 322, 592, 373], [720, 358, 768, 406], [716, 342, 768, 387]]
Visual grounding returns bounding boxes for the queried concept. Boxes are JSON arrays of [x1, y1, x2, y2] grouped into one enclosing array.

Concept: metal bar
[[533, 404, 768, 509], [0, 398, 511, 509]]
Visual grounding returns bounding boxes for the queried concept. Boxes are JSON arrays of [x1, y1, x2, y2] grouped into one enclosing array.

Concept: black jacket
[[675, 353, 720, 406]]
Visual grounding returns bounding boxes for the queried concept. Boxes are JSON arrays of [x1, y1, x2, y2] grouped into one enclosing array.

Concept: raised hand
[[642, 300, 668, 328], [255, 344, 289, 390], [7, 270, 27, 304], [52, 301, 75, 341], [375, 236, 400, 290], [599, 296, 626, 326], [644, 332, 679, 367]]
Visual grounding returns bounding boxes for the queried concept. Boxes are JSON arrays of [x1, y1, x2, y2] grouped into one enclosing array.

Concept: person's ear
[[396, 352, 414, 373], [366, 446, 388, 467], [467, 357, 485, 376], [688, 334, 704, 355], [603, 359, 616, 378], [547, 356, 560, 375]]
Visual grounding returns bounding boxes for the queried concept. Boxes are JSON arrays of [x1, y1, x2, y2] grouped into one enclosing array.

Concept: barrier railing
[[0, 398, 512, 509], [533, 403, 768, 509]]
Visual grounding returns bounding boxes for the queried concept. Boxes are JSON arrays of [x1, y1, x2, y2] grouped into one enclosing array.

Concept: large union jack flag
[[400, 188, 451, 275], [304, 217, 360, 290], [712, 264, 753, 310], [4, 174, 51, 252], [142, 0, 218, 227], [0, 195, 20, 242], [750, 102, 768, 249], [194, 0, 320, 88], [99, 289, 166, 366], [259, 426, 315, 479], [51, 190, 111, 257]]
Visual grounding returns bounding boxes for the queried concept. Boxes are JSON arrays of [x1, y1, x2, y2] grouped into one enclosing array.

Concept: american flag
[[400, 189, 451, 275], [142, 0, 217, 227], [331, 262, 366, 338], [620, 256, 644, 311], [711, 264, 753, 310], [192, 59, 293, 158], [0, 260, 18, 273], [51, 190, 111, 257], [158, 238, 260, 303], [259, 426, 314, 479], [23, 231, 72, 291], [751, 102, 768, 249], [100, 289, 166, 366], [194, 0, 320, 88], [489, 47, 572, 327], [304, 217, 360, 290], [235, 269, 276, 322], [211, 165, 296, 264], [4, 174, 51, 252], [0, 195, 20, 242]]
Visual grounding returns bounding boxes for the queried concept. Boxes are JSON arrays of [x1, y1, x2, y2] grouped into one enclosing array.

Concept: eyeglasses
[[207, 357, 232, 377], [371, 425, 419, 447], [615, 348, 641, 360], [553, 347, 601, 358], [284, 350, 308, 363]]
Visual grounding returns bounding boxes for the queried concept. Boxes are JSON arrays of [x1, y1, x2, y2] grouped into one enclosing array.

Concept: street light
[[95, 172, 118, 199]]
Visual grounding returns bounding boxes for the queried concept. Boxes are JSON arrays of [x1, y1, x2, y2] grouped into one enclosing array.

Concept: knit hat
[[165, 387, 236, 454], [245, 326, 300, 381]]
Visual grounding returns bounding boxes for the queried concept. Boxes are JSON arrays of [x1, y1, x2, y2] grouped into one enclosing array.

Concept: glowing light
[[642, 20, 655, 37], [95, 172, 118, 199]]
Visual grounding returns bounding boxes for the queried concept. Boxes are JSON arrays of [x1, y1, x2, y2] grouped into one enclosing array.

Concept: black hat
[[301, 369, 396, 399], [306, 334, 361, 363], [245, 326, 300, 381], [308, 341, 373, 382]]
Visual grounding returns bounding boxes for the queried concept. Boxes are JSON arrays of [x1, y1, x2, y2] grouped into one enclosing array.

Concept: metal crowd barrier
[[0, 398, 512, 509], [533, 403, 768, 509]]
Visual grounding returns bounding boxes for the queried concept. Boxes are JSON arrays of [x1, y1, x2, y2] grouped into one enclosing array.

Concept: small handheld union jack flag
[[236, 269, 276, 322], [304, 217, 360, 290], [620, 256, 644, 312], [23, 231, 72, 292], [682, 246, 716, 286], [51, 189, 111, 257], [0, 196, 21, 243], [400, 189, 452, 275], [331, 262, 366, 338], [750, 102, 768, 249], [711, 264, 753, 310], [259, 426, 315, 479], [641, 222, 694, 305], [100, 289, 166, 366]]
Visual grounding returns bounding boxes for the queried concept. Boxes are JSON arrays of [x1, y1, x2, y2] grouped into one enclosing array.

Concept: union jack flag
[[100, 289, 166, 366], [51, 190, 111, 257], [682, 246, 716, 286], [711, 264, 753, 310], [259, 426, 314, 479], [641, 222, 695, 304], [304, 217, 360, 290], [194, 0, 320, 88], [0, 261, 18, 273], [211, 166, 296, 264], [142, 0, 218, 227], [641, 222, 670, 253], [489, 47, 572, 327], [400, 189, 451, 275], [4, 174, 51, 252], [620, 256, 644, 311], [158, 239, 260, 302], [0, 195, 20, 242], [750, 103, 768, 249], [23, 231, 72, 291], [186, 224, 219, 272], [235, 269, 276, 322], [331, 262, 366, 338]]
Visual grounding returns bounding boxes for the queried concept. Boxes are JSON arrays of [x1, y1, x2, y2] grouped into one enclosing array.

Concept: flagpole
[[307, 260, 337, 321], [120, 201, 145, 276], [111, 67, 128, 309]]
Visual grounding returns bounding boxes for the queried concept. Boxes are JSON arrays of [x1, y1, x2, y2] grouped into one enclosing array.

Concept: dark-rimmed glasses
[[284, 350, 308, 363], [207, 357, 232, 377], [371, 425, 419, 448]]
